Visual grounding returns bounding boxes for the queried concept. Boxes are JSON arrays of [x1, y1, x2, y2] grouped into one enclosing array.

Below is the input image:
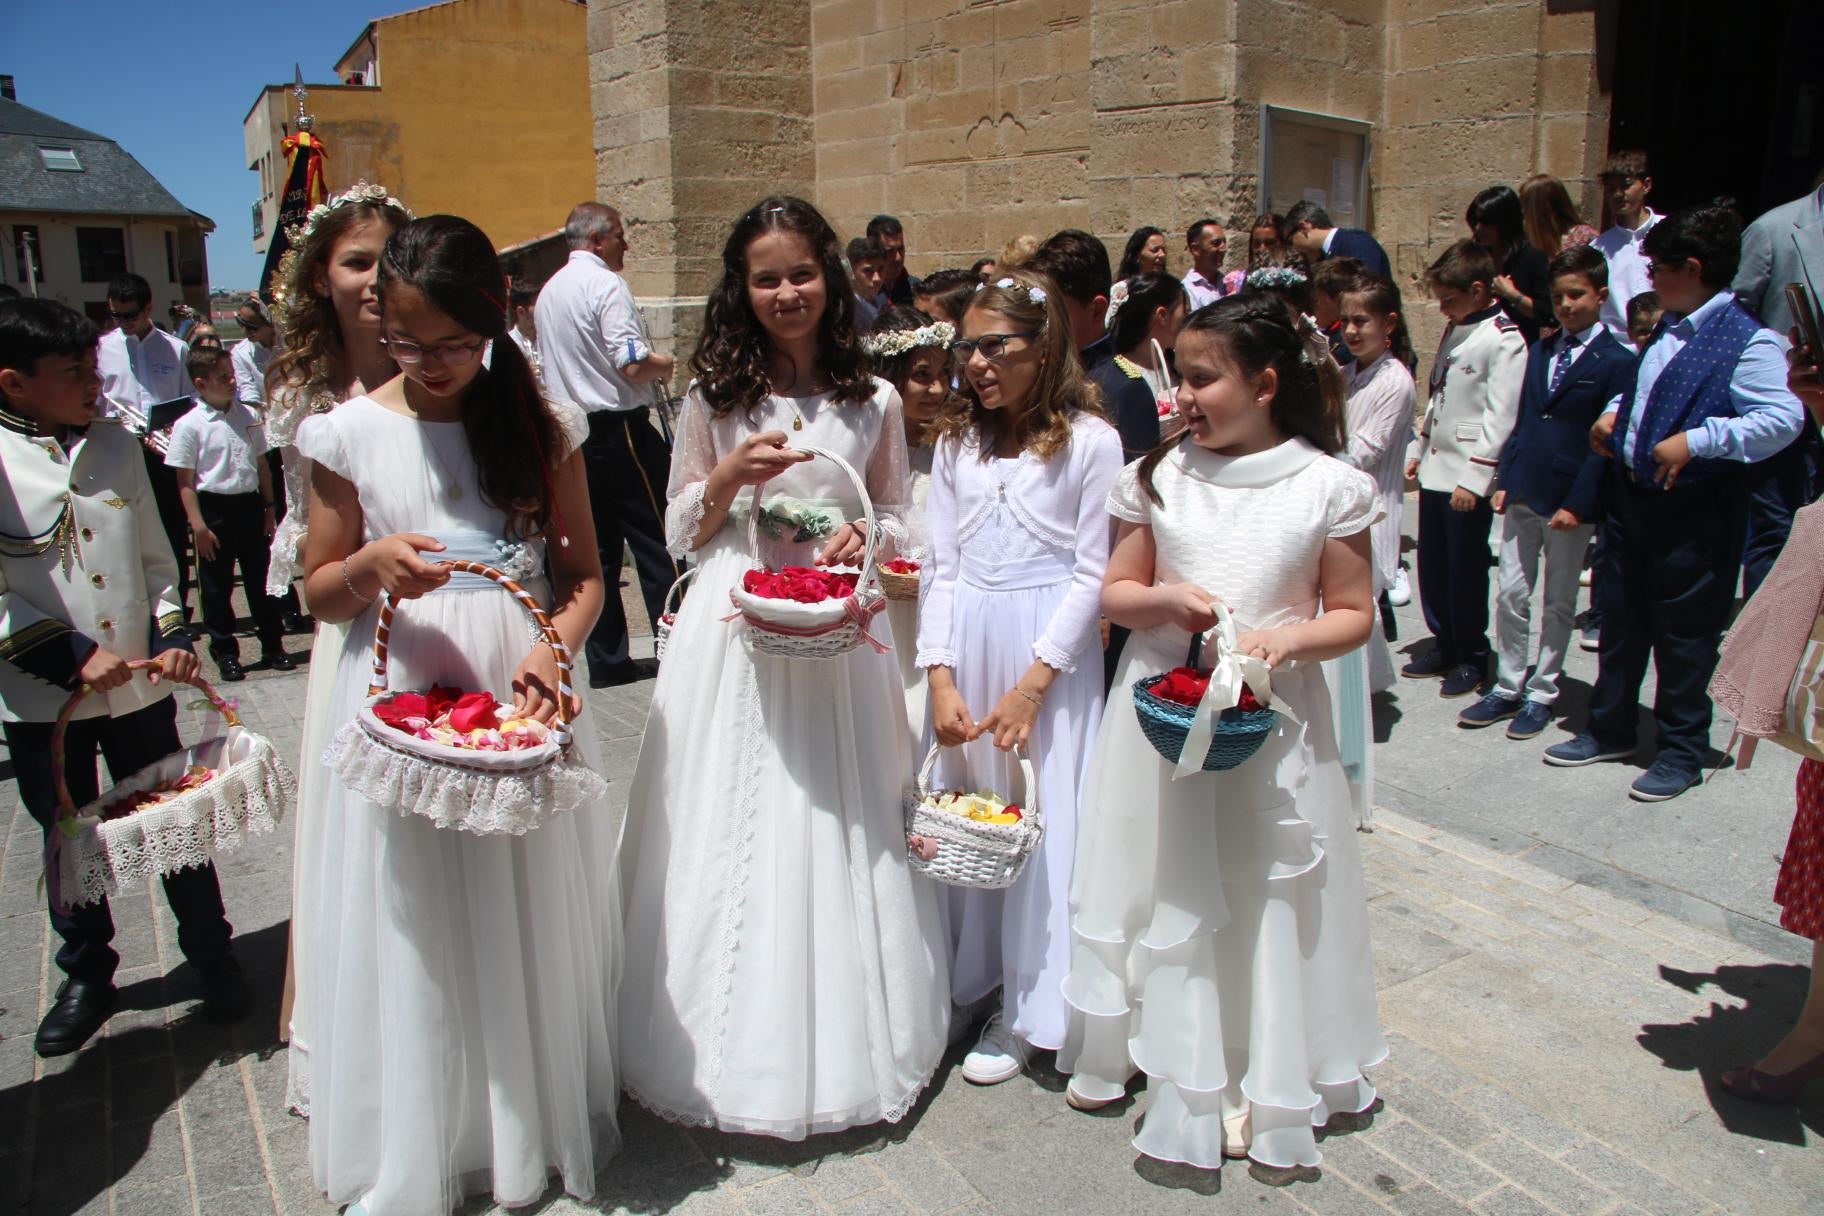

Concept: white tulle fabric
[[1059, 438, 1387, 1171], [288, 395, 623, 1214], [264, 381, 340, 595], [60, 726, 294, 906], [916, 418, 1123, 1051], [884, 441, 936, 739], [621, 380, 949, 1139]]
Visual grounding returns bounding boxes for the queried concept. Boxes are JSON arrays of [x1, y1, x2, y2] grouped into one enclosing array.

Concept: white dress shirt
[[230, 337, 274, 407], [98, 326, 190, 413], [1181, 269, 1226, 311], [164, 399, 269, 495], [1606, 290, 1804, 467], [534, 249, 656, 413], [1592, 208, 1660, 338]]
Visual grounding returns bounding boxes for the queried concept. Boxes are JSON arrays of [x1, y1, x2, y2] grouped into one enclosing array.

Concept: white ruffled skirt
[[618, 532, 949, 1139], [297, 581, 623, 1215], [1059, 626, 1386, 1170]]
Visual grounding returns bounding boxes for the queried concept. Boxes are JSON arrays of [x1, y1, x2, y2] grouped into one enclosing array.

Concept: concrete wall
[[0, 212, 201, 321]]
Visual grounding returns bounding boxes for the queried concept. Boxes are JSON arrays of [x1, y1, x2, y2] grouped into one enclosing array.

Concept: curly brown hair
[[929, 268, 1103, 460], [691, 196, 874, 418], [264, 196, 411, 399]]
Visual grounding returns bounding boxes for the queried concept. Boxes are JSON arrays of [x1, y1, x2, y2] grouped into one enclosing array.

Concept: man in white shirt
[[1181, 219, 1230, 310], [1591, 150, 1661, 338], [507, 280, 543, 383], [164, 346, 291, 680], [535, 201, 680, 686], [229, 298, 277, 408], [97, 273, 193, 626]]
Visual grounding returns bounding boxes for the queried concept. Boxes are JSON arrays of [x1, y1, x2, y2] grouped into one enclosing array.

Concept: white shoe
[[1222, 1108, 1252, 1160], [1579, 567, 1593, 587], [961, 1012, 1028, 1085], [1388, 567, 1412, 607], [1579, 623, 1599, 652]]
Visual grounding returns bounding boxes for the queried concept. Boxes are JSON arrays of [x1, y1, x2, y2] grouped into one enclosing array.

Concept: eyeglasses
[[950, 332, 1039, 361], [106, 306, 146, 322], [380, 337, 487, 367], [238, 316, 271, 331]]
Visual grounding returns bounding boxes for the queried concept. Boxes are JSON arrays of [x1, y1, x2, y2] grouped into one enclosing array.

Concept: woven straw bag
[[903, 744, 1042, 889]]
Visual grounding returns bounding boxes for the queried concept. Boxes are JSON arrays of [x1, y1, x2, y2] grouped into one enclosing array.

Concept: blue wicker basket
[[1130, 617, 1277, 772]]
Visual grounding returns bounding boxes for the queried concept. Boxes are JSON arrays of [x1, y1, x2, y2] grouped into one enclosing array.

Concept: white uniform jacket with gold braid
[[0, 408, 189, 723], [1408, 305, 1528, 498]]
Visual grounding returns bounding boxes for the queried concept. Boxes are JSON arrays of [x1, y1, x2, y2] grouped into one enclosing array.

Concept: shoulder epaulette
[[1492, 315, 1520, 333]]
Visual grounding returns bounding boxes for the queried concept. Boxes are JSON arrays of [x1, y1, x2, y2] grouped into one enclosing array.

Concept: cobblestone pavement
[[3, 582, 1821, 1215]]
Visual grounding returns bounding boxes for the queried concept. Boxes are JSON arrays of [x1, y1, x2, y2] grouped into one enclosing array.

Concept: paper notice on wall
[[1303, 188, 1327, 210], [1330, 158, 1357, 223]]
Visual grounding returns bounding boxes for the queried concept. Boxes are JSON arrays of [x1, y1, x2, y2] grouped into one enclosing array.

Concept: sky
[[3, 0, 423, 291]]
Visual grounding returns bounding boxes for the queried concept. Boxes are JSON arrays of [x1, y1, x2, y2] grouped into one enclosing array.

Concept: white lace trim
[[285, 1039, 311, 1118], [323, 724, 608, 835], [1032, 636, 1079, 676], [703, 662, 766, 1100], [873, 511, 920, 563], [915, 647, 958, 670], [267, 512, 307, 596], [665, 480, 708, 559], [59, 729, 295, 906]]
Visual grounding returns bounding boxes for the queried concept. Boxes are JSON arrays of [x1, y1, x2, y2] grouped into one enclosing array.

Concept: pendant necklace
[[421, 422, 465, 500]]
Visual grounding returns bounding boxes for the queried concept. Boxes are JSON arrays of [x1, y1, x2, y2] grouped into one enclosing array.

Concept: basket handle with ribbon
[[49, 658, 236, 825], [1171, 599, 1299, 780], [744, 444, 881, 595], [368, 559, 577, 749]]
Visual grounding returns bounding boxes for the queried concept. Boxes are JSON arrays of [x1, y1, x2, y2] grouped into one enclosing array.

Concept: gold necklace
[[420, 422, 465, 500]]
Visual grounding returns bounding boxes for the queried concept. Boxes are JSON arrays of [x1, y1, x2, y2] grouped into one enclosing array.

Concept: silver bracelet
[[342, 559, 376, 604]]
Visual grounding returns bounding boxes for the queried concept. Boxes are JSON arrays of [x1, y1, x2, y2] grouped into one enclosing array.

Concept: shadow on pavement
[[1637, 961, 1824, 1143]]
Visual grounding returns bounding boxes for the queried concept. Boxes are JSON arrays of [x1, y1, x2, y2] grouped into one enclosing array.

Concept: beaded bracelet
[[342, 559, 376, 604]]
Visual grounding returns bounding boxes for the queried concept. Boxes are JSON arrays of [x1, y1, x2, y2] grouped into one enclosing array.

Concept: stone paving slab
[[2, 602, 1820, 1214]]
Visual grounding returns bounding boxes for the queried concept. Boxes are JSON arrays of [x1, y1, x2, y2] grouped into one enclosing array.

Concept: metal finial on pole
[[292, 64, 313, 132]]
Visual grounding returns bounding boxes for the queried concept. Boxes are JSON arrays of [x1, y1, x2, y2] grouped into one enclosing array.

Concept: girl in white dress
[[1337, 276, 1417, 647], [1060, 294, 1387, 1172], [618, 197, 948, 1139], [295, 216, 621, 1214], [262, 183, 409, 1090], [919, 271, 1124, 1083], [865, 304, 954, 732]]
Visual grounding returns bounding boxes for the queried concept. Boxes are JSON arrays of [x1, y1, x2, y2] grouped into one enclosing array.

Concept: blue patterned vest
[[1612, 298, 1761, 490]]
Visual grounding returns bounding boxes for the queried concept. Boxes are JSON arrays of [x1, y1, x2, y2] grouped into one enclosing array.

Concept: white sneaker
[[1388, 567, 1412, 607], [1579, 623, 1599, 652], [961, 1012, 1029, 1085]]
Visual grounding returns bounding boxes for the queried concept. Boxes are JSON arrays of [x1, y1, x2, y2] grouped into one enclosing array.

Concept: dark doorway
[[1608, 0, 1824, 223]]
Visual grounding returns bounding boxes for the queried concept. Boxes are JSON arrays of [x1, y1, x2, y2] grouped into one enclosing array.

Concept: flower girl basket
[[903, 743, 1043, 889], [876, 560, 920, 603], [1131, 600, 1283, 775], [325, 559, 608, 835], [50, 659, 293, 909], [727, 444, 888, 659], [654, 565, 696, 664]]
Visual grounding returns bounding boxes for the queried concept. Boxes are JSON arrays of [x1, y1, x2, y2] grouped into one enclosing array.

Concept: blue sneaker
[[1439, 663, 1485, 698], [1401, 649, 1450, 680], [1458, 692, 1521, 728], [1505, 700, 1553, 740], [1629, 759, 1701, 802], [1542, 731, 1635, 767]]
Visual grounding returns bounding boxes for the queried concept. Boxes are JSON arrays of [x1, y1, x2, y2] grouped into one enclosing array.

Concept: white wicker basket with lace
[[903, 744, 1042, 890]]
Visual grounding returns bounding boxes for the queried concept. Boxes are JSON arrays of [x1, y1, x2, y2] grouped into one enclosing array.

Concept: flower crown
[[861, 320, 955, 358], [976, 276, 1048, 308], [1245, 265, 1308, 291], [285, 181, 411, 246]]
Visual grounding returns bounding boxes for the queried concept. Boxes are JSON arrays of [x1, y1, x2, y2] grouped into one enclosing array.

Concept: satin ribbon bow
[[1172, 600, 1301, 780]]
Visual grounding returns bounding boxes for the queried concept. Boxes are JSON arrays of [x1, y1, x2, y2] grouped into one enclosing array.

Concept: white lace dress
[[915, 419, 1124, 1050], [618, 378, 949, 1139], [291, 396, 623, 1214], [884, 440, 935, 735], [1060, 437, 1387, 1171]]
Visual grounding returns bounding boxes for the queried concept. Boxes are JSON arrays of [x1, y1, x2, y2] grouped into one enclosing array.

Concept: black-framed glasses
[[380, 337, 487, 367], [238, 315, 271, 332], [107, 306, 146, 322], [950, 332, 1040, 361]]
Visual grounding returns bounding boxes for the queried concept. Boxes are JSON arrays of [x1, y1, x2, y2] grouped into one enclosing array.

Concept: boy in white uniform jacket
[[1403, 239, 1528, 698], [0, 299, 250, 1060]]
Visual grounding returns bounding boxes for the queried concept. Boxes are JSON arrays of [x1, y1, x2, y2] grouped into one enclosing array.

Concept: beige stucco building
[[585, 0, 1821, 364]]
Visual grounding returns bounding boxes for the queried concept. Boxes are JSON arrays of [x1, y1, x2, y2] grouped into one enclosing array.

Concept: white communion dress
[[617, 379, 949, 1139], [915, 418, 1124, 1050], [1060, 437, 1388, 1171], [292, 396, 623, 1215], [884, 438, 935, 739]]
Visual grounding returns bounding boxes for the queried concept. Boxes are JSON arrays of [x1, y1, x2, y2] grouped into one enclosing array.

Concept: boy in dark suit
[[1461, 246, 1636, 738]]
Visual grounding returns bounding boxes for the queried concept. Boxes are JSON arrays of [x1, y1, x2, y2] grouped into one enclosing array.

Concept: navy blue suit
[[1324, 228, 1391, 277], [1496, 329, 1636, 522]]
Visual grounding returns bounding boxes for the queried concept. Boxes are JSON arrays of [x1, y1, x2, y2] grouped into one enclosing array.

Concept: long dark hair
[[1138, 294, 1346, 505], [1337, 274, 1416, 369], [1110, 272, 1184, 353], [377, 215, 565, 540], [692, 196, 873, 417], [1466, 185, 1527, 252], [1117, 226, 1165, 279]]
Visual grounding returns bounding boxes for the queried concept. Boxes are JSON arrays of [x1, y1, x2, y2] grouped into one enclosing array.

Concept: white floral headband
[[1245, 265, 1308, 291], [287, 180, 411, 246], [976, 276, 1048, 308], [861, 320, 955, 358]]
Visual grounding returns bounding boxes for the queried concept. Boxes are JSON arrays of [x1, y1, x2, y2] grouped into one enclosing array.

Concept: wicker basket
[[727, 444, 887, 660], [50, 660, 293, 909], [1131, 603, 1278, 773], [325, 558, 607, 834], [654, 566, 696, 664], [904, 744, 1042, 889], [877, 562, 921, 603]]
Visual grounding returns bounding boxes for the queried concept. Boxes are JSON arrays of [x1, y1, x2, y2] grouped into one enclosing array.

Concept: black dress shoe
[[264, 649, 297, 671], [199, 958, 253, 1023], [216, 656, 246, 682], [35, 977, 117, 1057], [281, 612, 313, 634]]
